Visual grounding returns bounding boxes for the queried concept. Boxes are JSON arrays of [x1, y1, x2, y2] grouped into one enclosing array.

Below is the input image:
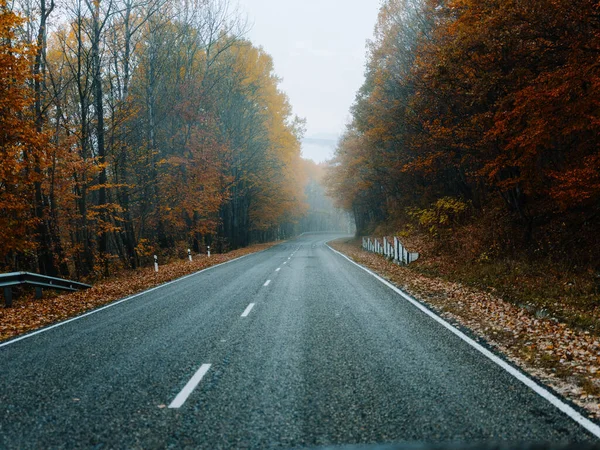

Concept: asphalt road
[[0, 233, 598, 448]]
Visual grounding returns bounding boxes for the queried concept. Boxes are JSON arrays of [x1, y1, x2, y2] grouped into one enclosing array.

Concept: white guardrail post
[[362, 235, 420, 265]]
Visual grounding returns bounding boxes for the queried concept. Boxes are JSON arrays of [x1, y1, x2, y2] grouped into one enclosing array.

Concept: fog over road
[[0, 234, 597, 448]]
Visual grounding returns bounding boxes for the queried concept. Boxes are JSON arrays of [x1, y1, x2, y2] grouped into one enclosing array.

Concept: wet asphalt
[[0, 233, 597, 448]]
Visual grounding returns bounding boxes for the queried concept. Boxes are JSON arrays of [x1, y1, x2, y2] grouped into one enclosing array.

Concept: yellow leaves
[[134, 239, 153, 257], [0, 0, 26, 39], [87, 183, 129, 192], [225, 40, 307, 230], [408, 197, 470, 230], [154, 135, 226, 237]]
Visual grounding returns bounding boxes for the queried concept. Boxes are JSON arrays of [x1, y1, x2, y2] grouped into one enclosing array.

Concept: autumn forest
[[0, 0, 349, 279], [2, 0, 600, 286], [327, 0, 600, 275]]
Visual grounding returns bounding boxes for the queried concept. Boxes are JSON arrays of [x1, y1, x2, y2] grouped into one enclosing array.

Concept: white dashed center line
[[275, 268, 281, 272], [241, 303, 255, 317], [264, 280, 271, 287], [169, 364, 211, 409]]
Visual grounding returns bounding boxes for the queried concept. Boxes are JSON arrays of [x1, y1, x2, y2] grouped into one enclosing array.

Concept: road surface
[[0, 233, 597, 448]]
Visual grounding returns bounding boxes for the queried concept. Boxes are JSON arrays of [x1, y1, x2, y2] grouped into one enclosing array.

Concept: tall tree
[[0, 0, 47, 267]]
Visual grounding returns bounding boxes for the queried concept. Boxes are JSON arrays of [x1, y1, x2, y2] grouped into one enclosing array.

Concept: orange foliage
[[0, 3, 310, 278], [0, 1, 45, 256], [328, 0, 600, 261]]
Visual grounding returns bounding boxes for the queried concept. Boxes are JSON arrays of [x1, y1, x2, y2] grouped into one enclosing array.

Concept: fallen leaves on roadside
[[0, 242, 279, 343], [331, 239, 600, 419]]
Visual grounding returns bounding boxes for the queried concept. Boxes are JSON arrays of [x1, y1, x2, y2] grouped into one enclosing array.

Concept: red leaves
[[329, 0, 600, 268], [550, 154, 600, 210]]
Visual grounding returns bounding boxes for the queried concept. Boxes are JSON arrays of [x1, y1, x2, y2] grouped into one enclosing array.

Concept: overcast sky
[[235, 0, 381, 163]]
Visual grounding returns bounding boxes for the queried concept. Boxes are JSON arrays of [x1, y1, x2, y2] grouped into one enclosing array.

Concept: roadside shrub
[[407, 197, 471, 236]]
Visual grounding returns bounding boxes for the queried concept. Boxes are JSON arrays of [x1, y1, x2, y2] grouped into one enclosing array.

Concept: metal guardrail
[[0, 272, 92, 307]]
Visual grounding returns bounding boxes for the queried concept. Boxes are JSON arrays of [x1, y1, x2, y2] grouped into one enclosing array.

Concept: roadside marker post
[[207, 246, 211, 257], [154, 255, 159, 273], [362, 235, 420, 266], [188, 249, 192, 262]]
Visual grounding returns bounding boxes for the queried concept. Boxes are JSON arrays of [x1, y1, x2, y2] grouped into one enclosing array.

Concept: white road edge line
[[326, 243, 600, 439], [168, 363, 211, 409], [0, 250, 263, 349], [241, 303, 255, 317], [264, 280, 271, 287]]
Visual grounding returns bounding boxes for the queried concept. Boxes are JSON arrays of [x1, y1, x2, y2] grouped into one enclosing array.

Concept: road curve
[[0, 233, 597, 448]]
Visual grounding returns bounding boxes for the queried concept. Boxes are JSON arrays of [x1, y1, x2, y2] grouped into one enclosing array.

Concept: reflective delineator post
[[188, 249, 192, 262], [154, 255, 159, 273], [207, 246, 211, 257]]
